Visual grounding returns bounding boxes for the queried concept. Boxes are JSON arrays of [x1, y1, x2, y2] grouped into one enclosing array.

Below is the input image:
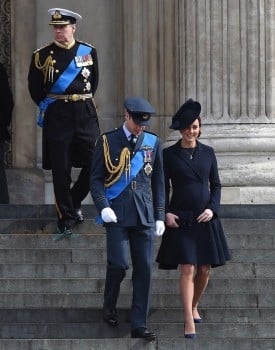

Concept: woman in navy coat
[[156, 99, 230, 338]]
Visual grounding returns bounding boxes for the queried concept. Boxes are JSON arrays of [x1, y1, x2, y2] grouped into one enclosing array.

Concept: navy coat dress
[[156, 140, 231, 269]]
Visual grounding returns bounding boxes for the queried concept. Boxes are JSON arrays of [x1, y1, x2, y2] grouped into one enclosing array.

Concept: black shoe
[[103, 309, 118, 327], [75, 209, 84, 224], [53, 226, 73, 241], [131, 327, 156, 341]]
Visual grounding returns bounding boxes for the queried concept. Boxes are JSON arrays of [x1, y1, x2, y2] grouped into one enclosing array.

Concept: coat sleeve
[[151, 138, 166, 221], [90, 135, 110, 213], [90, 47, 99, 96], [28, 52, 46, 106], [207, 149, 222, 216]]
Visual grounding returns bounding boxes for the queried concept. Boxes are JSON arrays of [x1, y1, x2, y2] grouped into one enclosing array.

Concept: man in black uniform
[[28, 8, 100, 238], [0, 63, 14, 204], [90, 97, 165, 341]]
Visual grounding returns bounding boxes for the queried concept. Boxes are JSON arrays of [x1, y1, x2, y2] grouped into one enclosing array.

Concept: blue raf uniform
[[90, 97, 165, 341]]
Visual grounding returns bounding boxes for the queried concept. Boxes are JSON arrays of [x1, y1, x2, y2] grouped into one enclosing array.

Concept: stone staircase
[[0, 204, 274, 350]]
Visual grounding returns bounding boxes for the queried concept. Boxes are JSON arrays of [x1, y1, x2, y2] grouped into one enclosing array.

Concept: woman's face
[[180, 118, 200, 145]]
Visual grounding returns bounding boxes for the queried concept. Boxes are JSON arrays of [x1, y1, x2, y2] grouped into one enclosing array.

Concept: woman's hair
[[198, 116, 201, 137], [181, 116, 202, 138]]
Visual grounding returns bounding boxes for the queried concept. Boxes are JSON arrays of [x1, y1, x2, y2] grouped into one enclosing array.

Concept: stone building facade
[[2, 0, 275, 204]]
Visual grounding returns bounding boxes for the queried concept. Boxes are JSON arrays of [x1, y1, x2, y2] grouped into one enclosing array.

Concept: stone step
[[0, 232, 274, 249], [0, 262, 275, 279], [0, 307, 274, 324], [1, 262, 274, 278], [0, 218, 274, 235], [0, 292, 273, 308], [0, 277, 273, 294], [0, 321, 274, 339], [0, 247, 273, 264], [0, 338, 274, 350]]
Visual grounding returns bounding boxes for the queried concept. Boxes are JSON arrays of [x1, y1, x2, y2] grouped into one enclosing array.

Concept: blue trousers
[[103, 225, 154, 329]]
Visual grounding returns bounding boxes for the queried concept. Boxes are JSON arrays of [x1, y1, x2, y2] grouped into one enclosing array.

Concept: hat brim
[[132, 116, 152, 126]]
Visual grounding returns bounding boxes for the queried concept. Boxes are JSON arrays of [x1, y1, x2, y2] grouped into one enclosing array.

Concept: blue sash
[[37, 44, 92, 127], [96, 132, 157, 224]]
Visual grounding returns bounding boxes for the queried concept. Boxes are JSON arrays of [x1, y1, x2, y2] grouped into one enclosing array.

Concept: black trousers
[[44, 100, 99, 228]]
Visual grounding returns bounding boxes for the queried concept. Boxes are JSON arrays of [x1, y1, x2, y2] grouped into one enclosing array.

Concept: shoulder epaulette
[[102, 128, 119, 137], [77, 40, 95, 49], [33, 42, 54, 54]]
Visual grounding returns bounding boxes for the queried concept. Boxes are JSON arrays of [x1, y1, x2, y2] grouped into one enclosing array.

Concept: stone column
[[166, 0, 275, 204], [122, 0, 178, 138]]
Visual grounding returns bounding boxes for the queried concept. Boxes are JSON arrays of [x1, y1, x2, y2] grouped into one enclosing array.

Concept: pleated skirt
[[156, 218, 231, 270]]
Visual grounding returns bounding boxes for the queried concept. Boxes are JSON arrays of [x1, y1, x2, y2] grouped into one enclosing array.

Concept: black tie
[[130, 134, 137, 149]]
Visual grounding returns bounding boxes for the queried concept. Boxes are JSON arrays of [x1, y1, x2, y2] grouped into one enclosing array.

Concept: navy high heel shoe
[[184, 324, 197, 339], [194, 318, 203, 323]]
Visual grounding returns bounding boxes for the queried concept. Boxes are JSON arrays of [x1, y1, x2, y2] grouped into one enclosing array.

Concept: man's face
[[53, 24, 75, 45], [125, 112, 146, 136]]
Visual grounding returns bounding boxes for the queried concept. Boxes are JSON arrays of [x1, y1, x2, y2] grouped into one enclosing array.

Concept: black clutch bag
[[171, 210, 193, 227]]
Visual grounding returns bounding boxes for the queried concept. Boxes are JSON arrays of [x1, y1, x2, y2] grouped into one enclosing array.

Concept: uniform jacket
[[27, 40, 99, 170], [0, 63, 14, 142], [90, 127, 165, 227], [164, 140, 221, 218], [28, 40, 98, 105]]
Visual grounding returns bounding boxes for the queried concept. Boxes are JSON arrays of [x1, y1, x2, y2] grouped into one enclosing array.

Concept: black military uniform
[[0, 63, 14, 203], [90, 97, 165, 341], [28, 8, 100, 237]]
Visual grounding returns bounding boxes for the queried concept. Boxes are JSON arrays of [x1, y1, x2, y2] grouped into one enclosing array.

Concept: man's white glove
[[154, 220, 165, 236], [101, 207, 118, 223]]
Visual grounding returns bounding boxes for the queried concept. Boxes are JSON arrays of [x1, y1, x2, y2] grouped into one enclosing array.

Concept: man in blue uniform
[[28, 8, 100, 238], [90, 97, 165, 341]]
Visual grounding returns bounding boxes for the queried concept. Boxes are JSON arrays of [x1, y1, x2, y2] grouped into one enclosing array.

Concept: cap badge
[[53, 10, 62, 20]]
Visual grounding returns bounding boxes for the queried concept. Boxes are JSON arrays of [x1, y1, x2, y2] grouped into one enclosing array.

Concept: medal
[[141, 146, 153, 175], [144, 162, 153, 176], [75, 54, 93, 67]]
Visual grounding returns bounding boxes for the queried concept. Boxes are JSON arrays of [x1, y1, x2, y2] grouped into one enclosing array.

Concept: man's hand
[[101, 207, 118, 223], [154, 220, 165, 236]]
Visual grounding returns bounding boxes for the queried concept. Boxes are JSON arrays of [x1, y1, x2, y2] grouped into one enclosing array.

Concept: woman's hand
[[197, 208, 213, 223], [165, 212, 180, 228]]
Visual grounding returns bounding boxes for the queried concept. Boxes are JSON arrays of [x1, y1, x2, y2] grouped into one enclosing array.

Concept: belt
[[47, 93, 93, 102], [130, 181, 147, 190]]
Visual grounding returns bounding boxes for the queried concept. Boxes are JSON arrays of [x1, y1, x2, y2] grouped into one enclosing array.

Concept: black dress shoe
[[131, 327, 156, 341], [103, 309, 118, 327], [74, 209, 84, 224]]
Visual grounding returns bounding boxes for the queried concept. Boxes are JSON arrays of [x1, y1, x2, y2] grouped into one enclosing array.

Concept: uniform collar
[[54, 39, 75, 49]]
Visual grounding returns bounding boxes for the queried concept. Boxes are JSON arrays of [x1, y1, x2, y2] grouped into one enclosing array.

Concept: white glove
[[154, 220, 165, 236], [101, 207, 118, 223]]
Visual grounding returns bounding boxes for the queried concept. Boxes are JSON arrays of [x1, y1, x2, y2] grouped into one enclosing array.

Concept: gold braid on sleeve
[[102, 134, 131, 188], [34, 52, 54, 84]]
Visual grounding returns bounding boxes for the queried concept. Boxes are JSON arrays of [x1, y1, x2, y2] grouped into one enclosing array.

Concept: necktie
[[129, 134, 137, 149]]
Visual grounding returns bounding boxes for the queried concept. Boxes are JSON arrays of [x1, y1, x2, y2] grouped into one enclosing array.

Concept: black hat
[[48, 8, 82, 25], [170, 98, 201, 130], [124, 97, 155, 126]]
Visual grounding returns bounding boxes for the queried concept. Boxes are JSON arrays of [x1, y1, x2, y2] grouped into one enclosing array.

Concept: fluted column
[[167, 0, 275, 204], [122, 0, 178, 137]]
